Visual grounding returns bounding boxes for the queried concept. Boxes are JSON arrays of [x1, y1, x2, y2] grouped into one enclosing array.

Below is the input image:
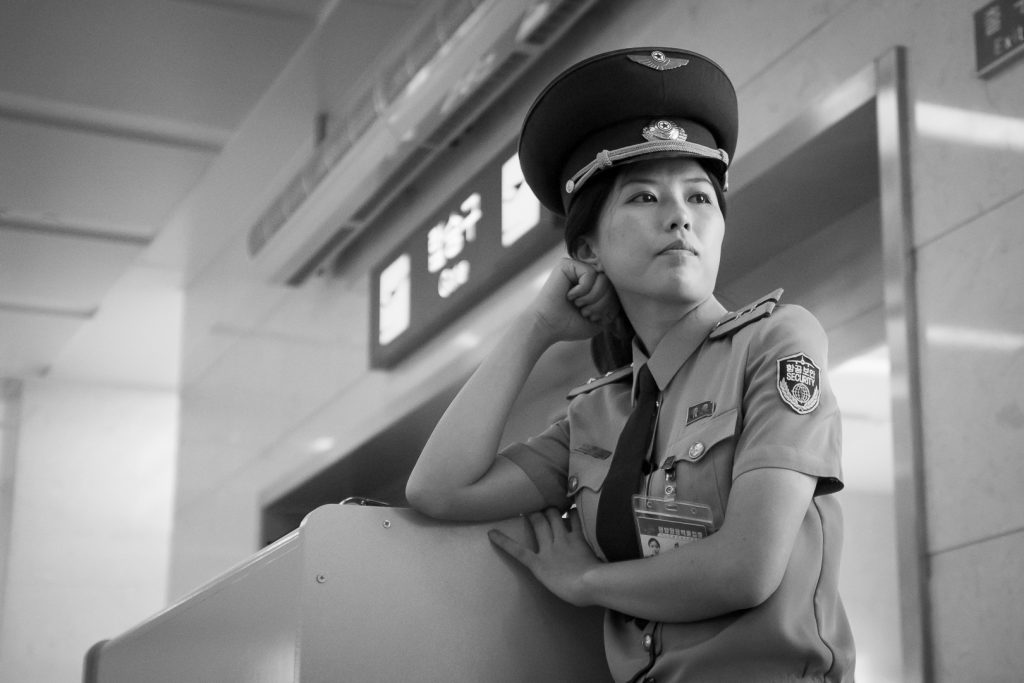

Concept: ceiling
[[0, 0, 423, 388]]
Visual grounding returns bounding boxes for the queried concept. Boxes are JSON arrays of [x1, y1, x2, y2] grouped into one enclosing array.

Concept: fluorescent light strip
[[916, 102, 1024, 152]]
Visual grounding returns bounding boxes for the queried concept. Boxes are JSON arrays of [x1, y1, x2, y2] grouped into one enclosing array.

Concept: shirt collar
[[632, 296, 728, 391]]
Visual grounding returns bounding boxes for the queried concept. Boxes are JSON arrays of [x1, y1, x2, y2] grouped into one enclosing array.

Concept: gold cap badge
[[642, 119, 687, 142]]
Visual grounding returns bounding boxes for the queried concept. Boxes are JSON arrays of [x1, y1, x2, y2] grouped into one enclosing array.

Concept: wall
[[169, 1, 1024, 681], [0, 380, 177, 682], [0, 380, 21, 635]]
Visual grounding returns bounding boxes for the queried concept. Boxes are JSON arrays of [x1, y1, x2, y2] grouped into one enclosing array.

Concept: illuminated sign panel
[[370, 146, 562, 368], [975, 0, 1024, 76]]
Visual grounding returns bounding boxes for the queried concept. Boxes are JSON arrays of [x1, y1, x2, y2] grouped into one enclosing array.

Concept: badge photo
[[776, 352, 821, 414], [632, 495, 713, 558]]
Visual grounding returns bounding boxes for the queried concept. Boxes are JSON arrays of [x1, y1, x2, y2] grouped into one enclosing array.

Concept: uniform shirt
[[500, 293, 855, 682]]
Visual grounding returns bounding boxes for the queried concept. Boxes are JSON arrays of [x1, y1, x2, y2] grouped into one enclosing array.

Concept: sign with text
[[975, 0, 1024, 76], [370, 147, 562, 368]]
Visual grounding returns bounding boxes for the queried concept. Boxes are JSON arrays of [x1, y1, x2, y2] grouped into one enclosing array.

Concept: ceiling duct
[[246, 0, 597, 286]]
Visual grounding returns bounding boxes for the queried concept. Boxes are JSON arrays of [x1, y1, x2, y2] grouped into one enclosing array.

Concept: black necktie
[[596, 363, 660, 562]]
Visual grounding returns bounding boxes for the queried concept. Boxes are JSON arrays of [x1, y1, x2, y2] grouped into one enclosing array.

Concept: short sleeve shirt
[[501, 295, 855, 682]]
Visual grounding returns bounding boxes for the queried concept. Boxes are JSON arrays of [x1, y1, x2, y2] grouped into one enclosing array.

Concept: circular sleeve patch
[[776, 353, 821, 414]]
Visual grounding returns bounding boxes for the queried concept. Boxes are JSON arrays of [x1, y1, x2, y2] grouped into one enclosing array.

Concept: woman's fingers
[[488, 529, 535, 568], [544, 507, 568, 542], [575, 274, 621, 323], [563, 261, 611, 301], [559, 260, 622, 326], [567, 507, 582, 533], [489, 508, 599, 607], [565, 264, 598, 301], [491, 508, 565, 558], [528, 511, 554, 546], [586, 272, 616, 306]]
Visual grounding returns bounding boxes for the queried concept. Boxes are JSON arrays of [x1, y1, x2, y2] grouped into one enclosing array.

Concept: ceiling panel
[[0, 118, 214, 234], [0, 0, 317, 129], [0, 227, 144, 311]]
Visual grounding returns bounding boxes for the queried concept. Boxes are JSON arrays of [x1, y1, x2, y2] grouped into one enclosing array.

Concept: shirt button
[[642, 633, 653, 651], [688, 442, 705, 459]]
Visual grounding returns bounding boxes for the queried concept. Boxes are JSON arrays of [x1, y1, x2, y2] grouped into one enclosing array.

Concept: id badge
[[632, 495, 713, 558]]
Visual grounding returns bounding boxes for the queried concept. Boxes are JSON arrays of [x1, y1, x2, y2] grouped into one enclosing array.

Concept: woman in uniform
[[406, 47, 855, 682]]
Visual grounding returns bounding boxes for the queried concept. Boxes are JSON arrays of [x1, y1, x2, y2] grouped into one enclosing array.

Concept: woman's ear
[[572, 236, 603, 272]]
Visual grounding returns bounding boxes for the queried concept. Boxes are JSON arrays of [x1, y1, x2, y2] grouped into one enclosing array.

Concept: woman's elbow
[[405, 477, 450, 519]]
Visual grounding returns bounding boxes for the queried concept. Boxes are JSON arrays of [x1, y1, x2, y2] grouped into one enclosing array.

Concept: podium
[[84, 505, 611, 682]]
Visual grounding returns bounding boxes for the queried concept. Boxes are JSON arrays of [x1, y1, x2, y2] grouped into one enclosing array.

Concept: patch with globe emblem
[[777, 353, 821, 414]]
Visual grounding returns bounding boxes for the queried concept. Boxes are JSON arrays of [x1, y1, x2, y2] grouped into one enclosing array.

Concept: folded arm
[[406, 259, 619, 522], [490, 466, 816, 622]]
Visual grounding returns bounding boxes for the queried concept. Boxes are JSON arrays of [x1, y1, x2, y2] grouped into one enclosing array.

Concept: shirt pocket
[[665, 408, 739, 529], [566, 447, 614, 554]]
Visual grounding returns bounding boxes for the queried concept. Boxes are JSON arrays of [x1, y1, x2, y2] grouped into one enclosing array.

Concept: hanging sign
[[975, 0, 1024, 76], [370, 144, 561, 368]]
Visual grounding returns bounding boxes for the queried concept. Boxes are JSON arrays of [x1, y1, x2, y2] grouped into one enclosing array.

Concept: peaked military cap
[[518, 47, 738, 216]]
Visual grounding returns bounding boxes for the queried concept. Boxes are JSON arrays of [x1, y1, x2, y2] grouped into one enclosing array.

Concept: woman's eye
[[689, 192, 713, 204], [628, 191, 657, 203]]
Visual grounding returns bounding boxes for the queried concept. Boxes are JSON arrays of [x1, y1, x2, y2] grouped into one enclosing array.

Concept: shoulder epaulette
[[566, 365, 633, 399], [710, 288, 784, 340]]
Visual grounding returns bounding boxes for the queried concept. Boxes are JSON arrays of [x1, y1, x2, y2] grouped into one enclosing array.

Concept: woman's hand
[[530, 258, 621, 343], [488, 508, 601, 607]]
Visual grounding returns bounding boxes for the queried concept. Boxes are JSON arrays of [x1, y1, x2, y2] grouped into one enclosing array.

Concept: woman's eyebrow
[[688, 176, 713, 185]]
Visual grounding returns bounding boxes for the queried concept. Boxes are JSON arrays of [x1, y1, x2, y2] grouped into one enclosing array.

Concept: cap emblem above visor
[[628, 50, 689, 71], [643, 120, 687, 142]]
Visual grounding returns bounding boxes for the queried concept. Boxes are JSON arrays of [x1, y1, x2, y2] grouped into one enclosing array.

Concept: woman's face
[[579, 157, 725, 316]]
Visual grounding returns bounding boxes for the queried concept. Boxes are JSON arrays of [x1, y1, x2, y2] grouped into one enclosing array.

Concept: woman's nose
[[665, 198, 691, 231]]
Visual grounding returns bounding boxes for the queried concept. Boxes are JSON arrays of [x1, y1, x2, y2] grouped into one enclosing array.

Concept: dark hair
[[563, 158, 727, 373]]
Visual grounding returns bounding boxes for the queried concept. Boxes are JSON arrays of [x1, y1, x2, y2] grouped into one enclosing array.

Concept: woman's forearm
[[577, 467, 816, 622], [405, 311, 556, 515], [578, 538, 759, 622]]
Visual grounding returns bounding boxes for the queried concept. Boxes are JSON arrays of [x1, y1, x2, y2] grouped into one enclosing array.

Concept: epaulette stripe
[[710, 288, 784, 340], [566, 365, 633, 399]]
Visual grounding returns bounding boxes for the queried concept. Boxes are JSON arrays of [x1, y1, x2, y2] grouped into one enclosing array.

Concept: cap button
[[687, 442, 705, 460], [568, 474, 580, 493], [642, 633, 653, 651]]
